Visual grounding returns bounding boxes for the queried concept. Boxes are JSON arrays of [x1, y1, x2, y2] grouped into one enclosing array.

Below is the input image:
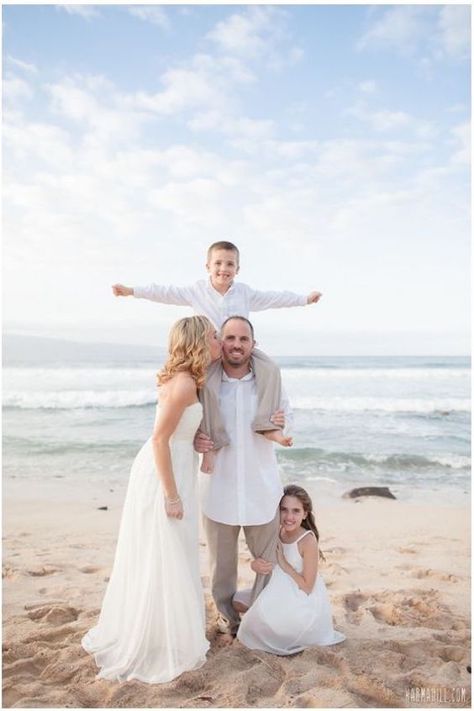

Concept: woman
[[82, 315, 221, 683]]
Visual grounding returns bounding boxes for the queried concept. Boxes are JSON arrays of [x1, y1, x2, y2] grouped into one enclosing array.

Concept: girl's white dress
[[81, 402, 209, 683], [237, 530, 345, 655]]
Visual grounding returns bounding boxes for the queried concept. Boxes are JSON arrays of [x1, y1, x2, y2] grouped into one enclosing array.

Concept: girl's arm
[[152, 374, 197, 518], [276, 535, 319, 595]]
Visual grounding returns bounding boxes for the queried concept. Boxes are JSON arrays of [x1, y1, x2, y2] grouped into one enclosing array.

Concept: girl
[[236, 484, 345, 655], [82, 315, 221, 683]]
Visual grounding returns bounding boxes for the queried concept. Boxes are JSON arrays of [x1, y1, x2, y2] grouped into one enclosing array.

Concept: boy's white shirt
[[133, 278, 307, 329]]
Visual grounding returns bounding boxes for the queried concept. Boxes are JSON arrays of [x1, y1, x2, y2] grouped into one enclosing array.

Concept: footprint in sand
[[79, 565, 101, 574], [407, 568, 460, 583], [343, 592, 367, 625], [369, 603, 403, 626], [26, 565, 59, 577], [398, 545, 418, 555], [27, 604, 78, 626], [2, 565, 19, 580], [439, 646, 467, 663]]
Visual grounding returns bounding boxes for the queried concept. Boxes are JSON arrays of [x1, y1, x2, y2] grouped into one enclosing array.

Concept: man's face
[[221, 319, 255, 368]]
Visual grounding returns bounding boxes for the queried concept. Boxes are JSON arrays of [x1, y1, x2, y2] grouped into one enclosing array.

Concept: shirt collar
[[222, 365, 254, 382]]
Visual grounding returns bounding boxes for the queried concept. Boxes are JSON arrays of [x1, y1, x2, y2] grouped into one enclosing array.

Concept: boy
[[112, 241, 322, 471]]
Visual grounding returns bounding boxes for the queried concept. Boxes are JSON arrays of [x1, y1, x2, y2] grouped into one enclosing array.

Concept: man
[[195, 316, 292, 636]]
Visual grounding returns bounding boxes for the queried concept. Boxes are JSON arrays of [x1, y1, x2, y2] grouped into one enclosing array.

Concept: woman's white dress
[[237, 530, 345, 655], [81, 402, 209, 683]]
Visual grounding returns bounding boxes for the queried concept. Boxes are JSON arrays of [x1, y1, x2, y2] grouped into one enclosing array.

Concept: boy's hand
[[307, 291, 322, 304], [112, 284, 134, 297]]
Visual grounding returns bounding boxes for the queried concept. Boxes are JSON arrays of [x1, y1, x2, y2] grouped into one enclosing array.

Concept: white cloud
[[56, 4, 100, 21], [347, 101, 437, 138], [207, 6, 273, 57], [133, 66, 221, 115], [437, 5, 470, 59], [357, 6, 430, 54], [7, 55, 38, 74], [127, 6, 170, 31], [358, 80, 376, 94], [47, 75, 150, 147], [449, 122, 470, 165], [3, 116, 73, 167], [206, 6, 302, 69], [3, 76, 34, 103], [357, 5, 470, 65]]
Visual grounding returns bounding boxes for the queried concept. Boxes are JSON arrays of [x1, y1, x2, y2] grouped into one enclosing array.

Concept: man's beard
[[223, 350, 250, 367]]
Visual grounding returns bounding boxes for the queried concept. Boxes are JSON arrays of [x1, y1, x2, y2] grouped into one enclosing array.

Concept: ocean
[[2, 354, 470, 506]]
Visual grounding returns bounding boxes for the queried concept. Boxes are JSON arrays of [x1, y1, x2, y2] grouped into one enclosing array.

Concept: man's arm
[[248, 287, 321, 312]]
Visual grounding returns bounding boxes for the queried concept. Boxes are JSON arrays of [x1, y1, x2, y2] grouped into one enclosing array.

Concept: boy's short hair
[[207, 241, 240, 264]]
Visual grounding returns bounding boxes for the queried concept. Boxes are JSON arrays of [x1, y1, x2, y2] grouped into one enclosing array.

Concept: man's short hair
[[207, 241, 240, 264], [221, 315, 255, 339]]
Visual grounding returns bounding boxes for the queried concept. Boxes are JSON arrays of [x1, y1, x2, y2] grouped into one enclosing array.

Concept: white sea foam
[[281, 367, 469, 381], [290, 396, 470, 413], [3, 390, 155, 409], [3, 390, 470, 413]]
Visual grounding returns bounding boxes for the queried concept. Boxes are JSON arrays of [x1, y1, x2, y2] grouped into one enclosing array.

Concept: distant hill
[[3, 334, 166, 365]]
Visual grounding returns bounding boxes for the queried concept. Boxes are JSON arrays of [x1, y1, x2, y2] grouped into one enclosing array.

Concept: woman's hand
[[165, 497, 183, 519]]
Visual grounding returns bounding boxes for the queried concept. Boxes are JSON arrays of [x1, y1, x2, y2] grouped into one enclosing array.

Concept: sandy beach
[[2, 481, 470, 709]]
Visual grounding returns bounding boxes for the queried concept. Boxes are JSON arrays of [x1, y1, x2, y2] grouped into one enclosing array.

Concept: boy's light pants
[[203, 508, 280, 630]]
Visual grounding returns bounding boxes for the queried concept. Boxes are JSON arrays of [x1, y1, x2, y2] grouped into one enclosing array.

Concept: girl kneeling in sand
[[235, 485, 345, 655]]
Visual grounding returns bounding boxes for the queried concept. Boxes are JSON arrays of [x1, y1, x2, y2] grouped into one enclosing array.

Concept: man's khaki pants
[[203, 508, 280, 630]]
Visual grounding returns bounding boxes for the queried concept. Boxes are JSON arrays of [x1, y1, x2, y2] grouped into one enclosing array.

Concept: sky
[[2, 3, 471, 355]]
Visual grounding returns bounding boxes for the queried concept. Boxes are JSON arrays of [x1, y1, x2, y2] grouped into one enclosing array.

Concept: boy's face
[[206, 248, 239, 289]]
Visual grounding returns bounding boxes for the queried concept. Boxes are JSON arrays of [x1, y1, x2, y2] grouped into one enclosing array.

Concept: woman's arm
[[276, 535, 318, 595], [152, 374, 197, 518]]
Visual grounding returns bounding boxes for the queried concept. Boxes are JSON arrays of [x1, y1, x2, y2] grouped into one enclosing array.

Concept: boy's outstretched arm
[[248, 286, 322, 312], [112, 282, 194, 306]]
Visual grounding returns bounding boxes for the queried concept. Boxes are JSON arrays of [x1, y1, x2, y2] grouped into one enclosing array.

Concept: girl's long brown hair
[[157, 315, 212, 389]]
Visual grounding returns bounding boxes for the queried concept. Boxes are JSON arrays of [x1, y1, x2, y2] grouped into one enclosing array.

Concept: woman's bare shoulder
[[159, 372, 197, 404]]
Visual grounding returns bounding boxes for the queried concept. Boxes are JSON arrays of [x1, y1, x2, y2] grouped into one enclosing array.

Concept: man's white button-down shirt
[[134, 279, 307, 329], [200, 369, 292, 526]]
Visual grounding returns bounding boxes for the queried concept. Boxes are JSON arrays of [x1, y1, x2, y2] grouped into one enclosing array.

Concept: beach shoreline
[[3, 490, 470, 708]]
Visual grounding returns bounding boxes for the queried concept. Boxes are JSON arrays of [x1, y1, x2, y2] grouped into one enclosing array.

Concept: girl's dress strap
[[295, 530, 315, 543]]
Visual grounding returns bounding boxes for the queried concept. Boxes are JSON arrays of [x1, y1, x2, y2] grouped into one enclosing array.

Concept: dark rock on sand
[[343, 486, 397, 500]]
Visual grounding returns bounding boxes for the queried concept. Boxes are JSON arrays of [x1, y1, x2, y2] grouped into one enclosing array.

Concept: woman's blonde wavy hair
[[157, 315, 213, 390]]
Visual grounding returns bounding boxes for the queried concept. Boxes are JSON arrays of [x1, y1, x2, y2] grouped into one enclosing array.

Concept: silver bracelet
[[166, 495, 181, 505]]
